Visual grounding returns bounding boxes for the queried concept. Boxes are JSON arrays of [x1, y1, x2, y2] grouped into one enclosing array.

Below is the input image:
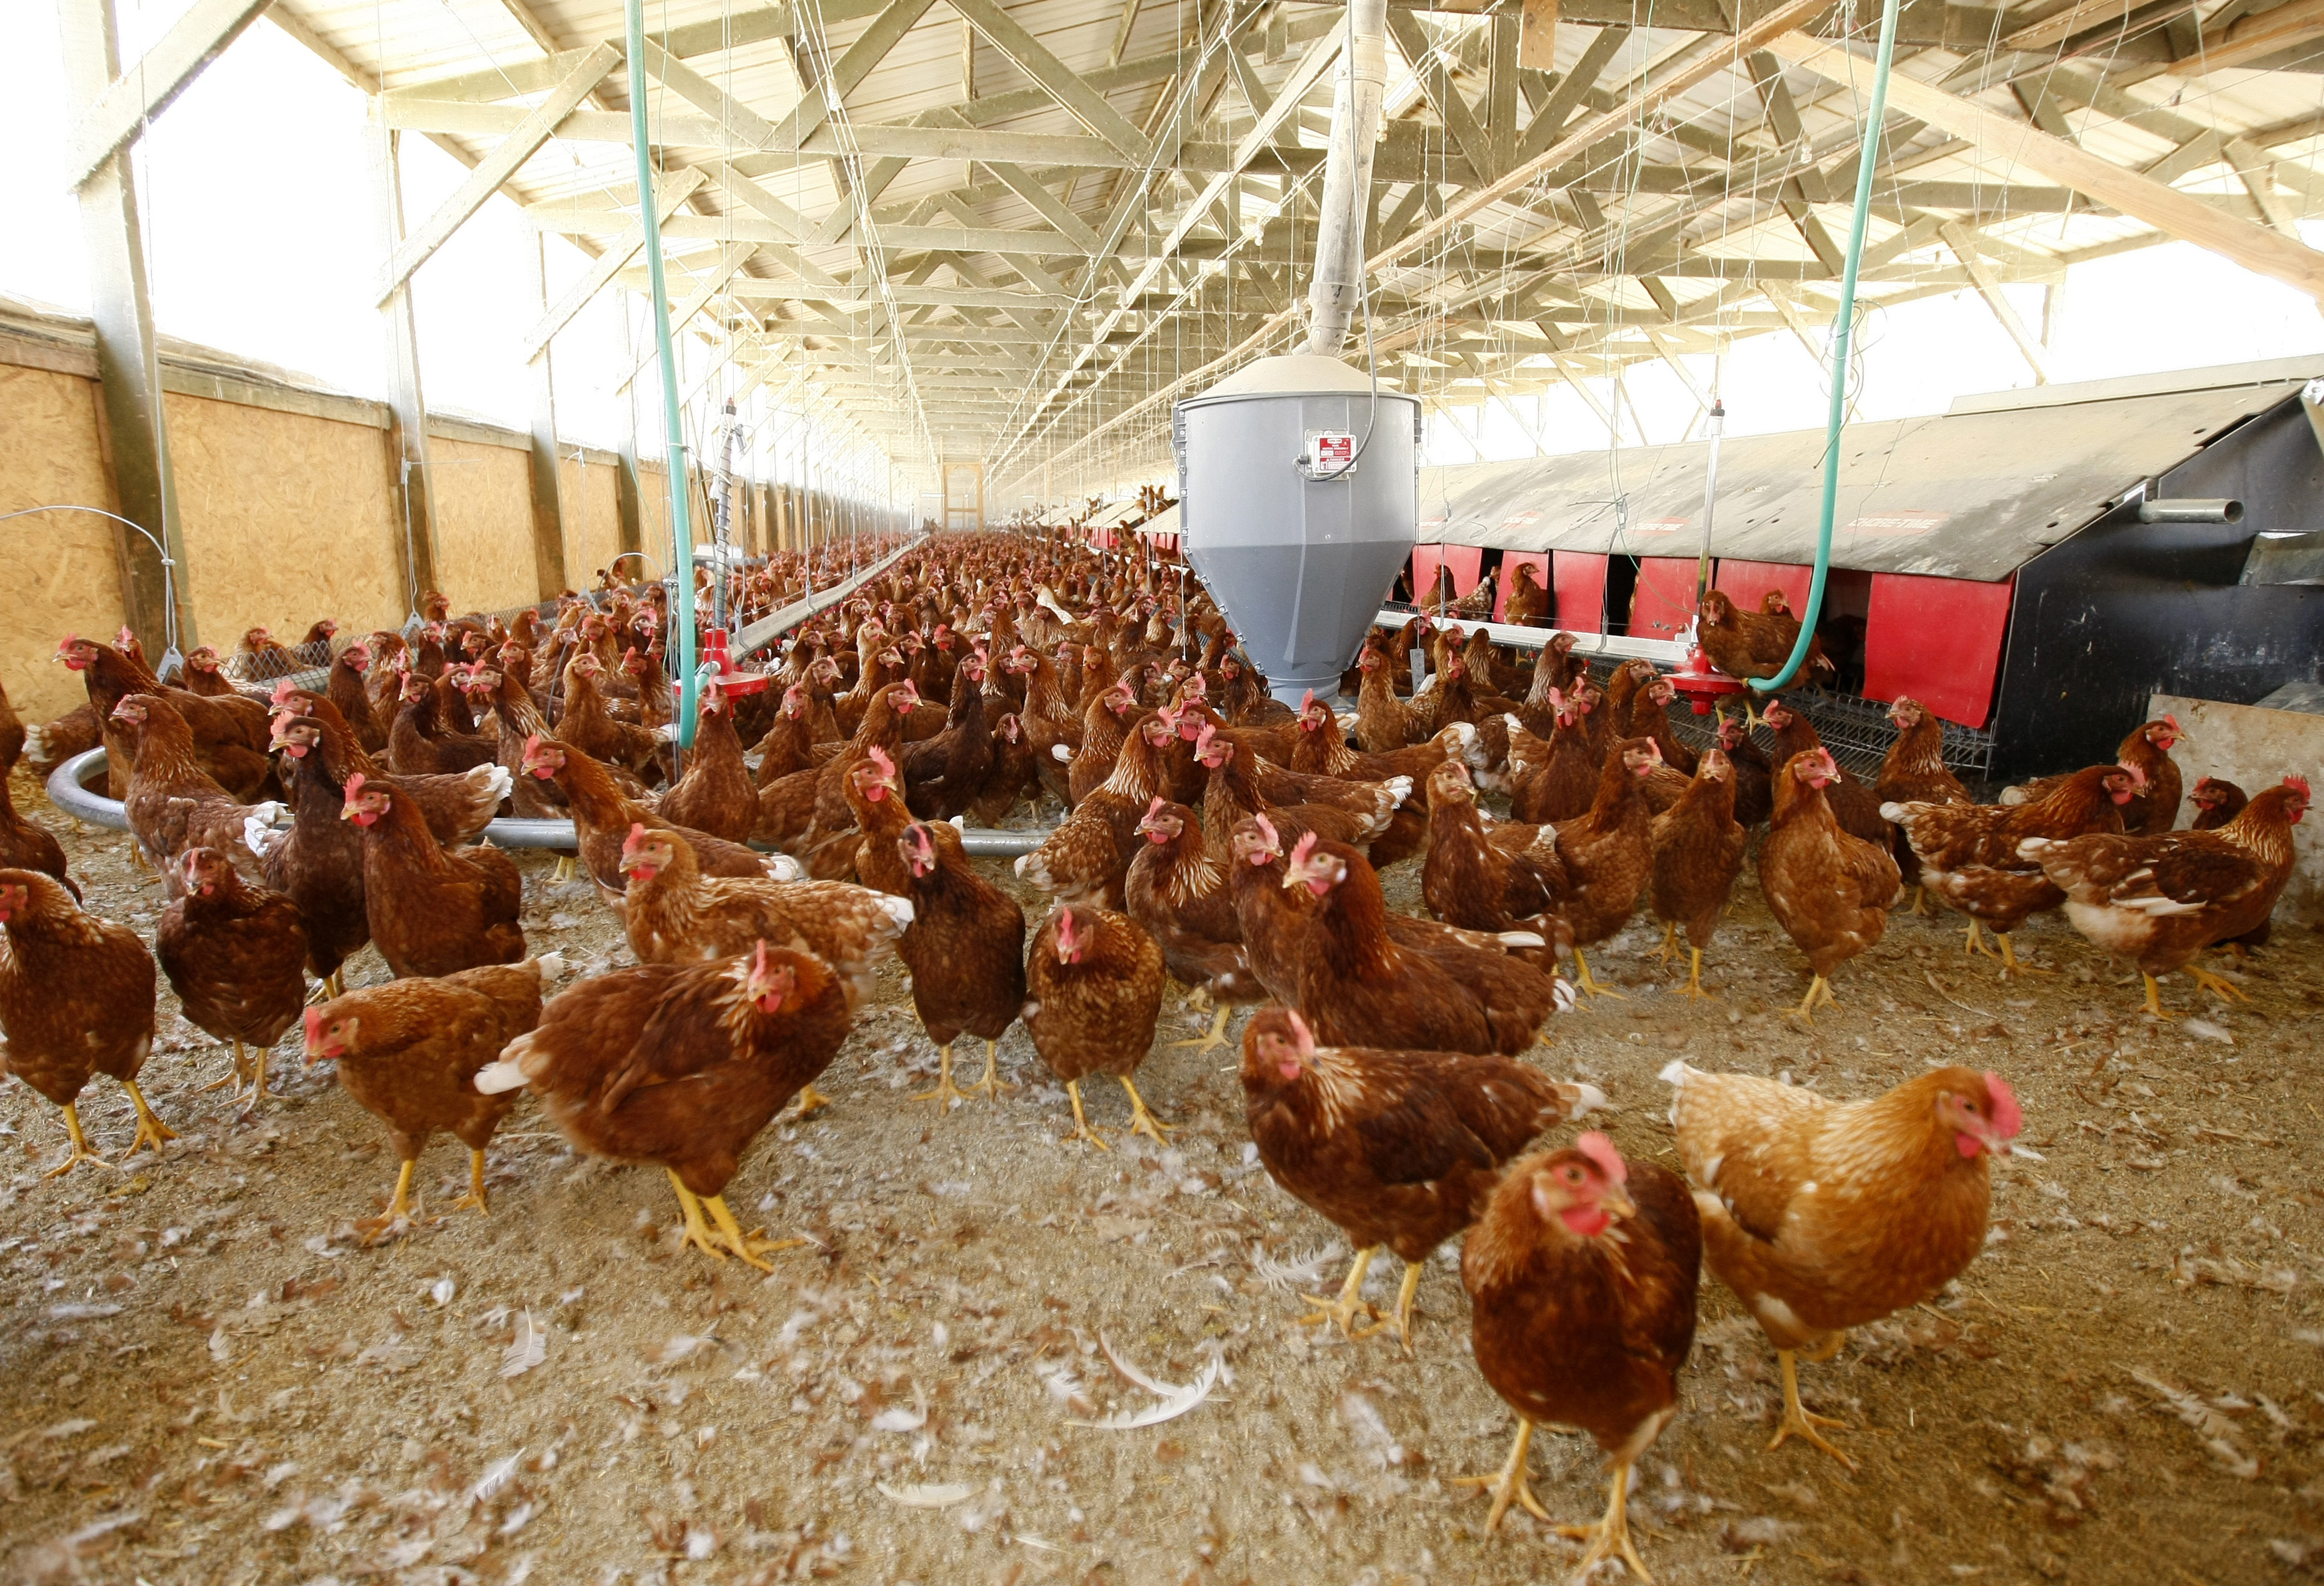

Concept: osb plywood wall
[[0, 364, 127, 722], [429, 437, 537, 613], [165, 392, 406, 651], [558, 454, 621, 591], [635, 464, 672, 578]]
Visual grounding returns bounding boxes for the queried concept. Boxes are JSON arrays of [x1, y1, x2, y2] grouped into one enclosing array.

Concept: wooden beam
[[2167, 0, 2324, 73], [60, 0, 195, 651], [948, 0, 1151, 161], [1377, 0, 1831, 276], [773, 0, 938, 150], [519, 165, 706, 361], [64, 0, 274, 188], [524, 235, 569, 600], [1514, 23, 1627, 165], [1768, 31, 2324, 300], [1387, 8, 1499, 183], [374, 42, 620, 304], [1940, 220, 2052, 383], [371, 128, 441, 607]]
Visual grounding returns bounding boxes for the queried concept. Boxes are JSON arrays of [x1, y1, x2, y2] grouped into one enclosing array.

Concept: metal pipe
[[625, 0, 701, 749], [1693, 398, 1726, 608], [2137, 498, 2244, 524], [48, 747, 1046, 857], [1303, 0, 1387, 357]]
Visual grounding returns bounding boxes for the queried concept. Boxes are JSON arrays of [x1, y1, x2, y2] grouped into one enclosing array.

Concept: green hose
[[625, 0, 701, 748], [1750, 0, 1902, 695]]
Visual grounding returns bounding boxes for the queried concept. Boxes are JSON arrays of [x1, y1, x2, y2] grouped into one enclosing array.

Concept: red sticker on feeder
[[1666, 646, 1749, 716]]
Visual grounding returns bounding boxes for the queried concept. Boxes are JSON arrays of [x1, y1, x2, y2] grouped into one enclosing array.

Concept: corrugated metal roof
[[1414, 357, 2324, 581]]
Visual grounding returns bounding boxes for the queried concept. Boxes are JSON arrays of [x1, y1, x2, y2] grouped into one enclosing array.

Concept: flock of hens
[[0, 530, 2309, 1581]]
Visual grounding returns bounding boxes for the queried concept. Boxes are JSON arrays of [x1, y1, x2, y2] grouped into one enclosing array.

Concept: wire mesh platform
[[1573, 659, 1997, 786]]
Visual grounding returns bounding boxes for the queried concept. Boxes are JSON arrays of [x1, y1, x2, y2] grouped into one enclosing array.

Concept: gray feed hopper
[[1173, 354, 1420, 704]]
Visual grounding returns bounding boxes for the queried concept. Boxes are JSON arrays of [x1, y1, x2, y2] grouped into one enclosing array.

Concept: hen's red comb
[[1576, 1132, 1629, 1184], [1288, 830, 1319, 865], [2288, 773, 2313, 799], [1983, 1073, 2023, 1139], [304, 1006, 323, 1047], [622, 821, 651, 853]]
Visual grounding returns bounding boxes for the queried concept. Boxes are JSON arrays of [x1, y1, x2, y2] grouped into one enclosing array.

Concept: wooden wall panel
[[0, 365, 127, 721], [634, 464, 672, 578], [558, 456, 623, 591], [430, 437, 536, 615], [165, 392, 406, 653]]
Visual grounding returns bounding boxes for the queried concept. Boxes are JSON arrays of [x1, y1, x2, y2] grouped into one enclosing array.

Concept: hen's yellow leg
[[243, 1049, 272, 1109], [1062, 1079, 1110, 1150], [1449, 1419, 1550, 1533], [703, 1194, 802, 1273], [1995, 934, 2051, 980], [201, 1039, 250, 1093], [1558, 1461, 1655, 1583], [1963, 917, 1997, 959], [791, 1081, 833, 1118], [1568, 946, 1624, 999], [450, 1148, 490, 1215], [1909, 885, 1936, 917], [1651, 922, 1680, 963], [2186, 962, 2248, 1004], [2142, 972, 2181, 1020], [1169, 1005, 1232, 1053], [1297, 1245, 1379, 1339], [1679, 946, 1714, 1001], [1119, 1076, 1171, 1143], [1787, 974, 1834, 1024], [122, 1081, 177, 1156], [666, 1170, 723, 1261], [914, 1041, 971, 1114], [964, 1039, 1015, 1099], [1768, 1349, 1857, 1469], [1354, 1259, 1424, 1354], [44, 1103, 112, 1178]]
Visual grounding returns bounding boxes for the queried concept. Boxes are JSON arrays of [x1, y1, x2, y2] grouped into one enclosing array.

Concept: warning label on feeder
[[1302, 432, 1357, 477]]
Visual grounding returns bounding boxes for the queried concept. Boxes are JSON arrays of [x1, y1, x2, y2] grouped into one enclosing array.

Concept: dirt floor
[[4, 761, 2323, 1586]]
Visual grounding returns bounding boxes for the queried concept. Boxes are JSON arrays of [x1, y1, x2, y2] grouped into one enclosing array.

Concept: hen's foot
[[1450, 1419, 1550, 1533], [913, 1043, 971, 1114], [1651, 923, 1681, 964], [963, 1039, 1015, 1099], [1118, 1076, 1172, 1144], [1994, 934, 2052, 980], [1353, 1260, 1422, 1355], [705, 1194, 801, 1273], [1963, 918, 1998, 960], [2186, 963, 2248, 1004], [1677, 946, 1716, 1001], [1568, 947, 1625, 1000], [448, 1149, 491, 1215], [666, 1172, 725, 1262], [237, 1051, 272, 1115], [1785, 974, 1836, 1024], [2141, 972, 2182, 1020], [122, 1081, 177, 1157], [1297, 1247, 1380, 1341], [1909, 885, 1936, 917], [1168, 1005, 1232, 1054], [1557, 1462, 1654, 1583], [359, 1160, 418, 1245], [44, 1104, 113, 1178], [1182, 984, 1211, 1013], [1770, 1350, 1858, 1469], [1062, 1080, 1110, 1150], [790, 1083, 833, 1118]]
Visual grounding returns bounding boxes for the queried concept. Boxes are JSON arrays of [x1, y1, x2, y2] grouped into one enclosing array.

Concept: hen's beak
[[1598, 1182, 1638, 1221]]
